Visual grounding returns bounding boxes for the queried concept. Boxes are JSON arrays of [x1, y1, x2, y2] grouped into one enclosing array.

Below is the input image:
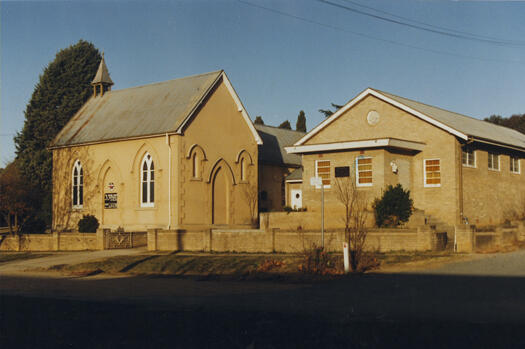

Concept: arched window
[[192, 152, 199, 178], [240, 157, 246, 181], [141, 153, 155, 207], [72, 160, 83, 208]]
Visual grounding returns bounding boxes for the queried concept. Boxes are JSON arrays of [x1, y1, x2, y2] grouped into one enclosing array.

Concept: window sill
[[424, 184, 441, 188], [462, 164, 476, 169], [488, 168, 500, 172], [511, 171, 521, 175], [190, 177, 203, 182], [136, 207, 157, 211]]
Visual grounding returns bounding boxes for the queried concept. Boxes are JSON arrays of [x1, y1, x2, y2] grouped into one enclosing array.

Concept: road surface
[[1, 249, 525, 348]]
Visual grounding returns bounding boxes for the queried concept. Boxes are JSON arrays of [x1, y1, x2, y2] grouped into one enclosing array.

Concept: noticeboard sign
[[104, 193, 118, 209]]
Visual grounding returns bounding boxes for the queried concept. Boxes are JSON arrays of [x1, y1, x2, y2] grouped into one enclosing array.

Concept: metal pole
[[321, 183, 325, 249]]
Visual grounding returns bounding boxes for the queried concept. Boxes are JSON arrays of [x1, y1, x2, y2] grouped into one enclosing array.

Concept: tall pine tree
[[296, 110, 306, 132], [278, 120, 292, 130], [14, 40, 101, 225]]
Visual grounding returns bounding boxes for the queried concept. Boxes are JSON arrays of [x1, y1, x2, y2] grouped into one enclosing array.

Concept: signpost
[[343, 242, 350, 273], [310, 176, 325, 249]]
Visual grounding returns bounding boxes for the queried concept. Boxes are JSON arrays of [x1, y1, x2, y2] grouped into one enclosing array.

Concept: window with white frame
[[141, 153, 155, 207], [510, 157, 520, 174], [488, 152, 499, 171], [315, 160, 331, 188], [356, 156, 373, 186], [462, 148, 475, 167], [424, 159, 441, 187], [72, 160, 83, 208]]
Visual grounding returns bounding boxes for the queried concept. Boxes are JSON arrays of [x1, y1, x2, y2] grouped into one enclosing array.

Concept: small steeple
[[91, 52, 114, 97]]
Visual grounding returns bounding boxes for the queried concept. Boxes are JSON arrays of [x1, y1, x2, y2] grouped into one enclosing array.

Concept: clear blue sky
[[2, 0, 525, 164]]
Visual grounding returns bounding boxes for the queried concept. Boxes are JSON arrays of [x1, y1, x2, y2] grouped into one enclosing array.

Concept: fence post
[[52, 231, 60, 251]]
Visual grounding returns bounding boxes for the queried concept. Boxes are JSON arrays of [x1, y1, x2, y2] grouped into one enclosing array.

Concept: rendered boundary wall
[[148, 227, 436, 253], [455, 222, 525, 253], [0, 232, 97, 252]]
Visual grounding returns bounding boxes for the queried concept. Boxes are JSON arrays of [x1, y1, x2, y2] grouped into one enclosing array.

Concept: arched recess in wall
[[98, 159, 123, 226], [208, 159, 235, 225], [207, 158, 236, 185], [235, 149, 254, 182], [129, 142, 161, 175], [186, 144, 207, 179]]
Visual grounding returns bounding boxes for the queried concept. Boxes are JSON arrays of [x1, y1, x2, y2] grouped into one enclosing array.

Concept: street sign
[[310, 176, 322, 188]]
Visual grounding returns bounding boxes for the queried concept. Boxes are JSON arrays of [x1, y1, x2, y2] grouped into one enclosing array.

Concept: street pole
[[321, 182, 324, 249]]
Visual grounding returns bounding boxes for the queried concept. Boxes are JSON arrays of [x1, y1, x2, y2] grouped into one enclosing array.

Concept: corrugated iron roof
[[255, 124, 304, 166], [374, 88, 525, 150], [52, 70, 222, 147], [285, 167, 303, 181]]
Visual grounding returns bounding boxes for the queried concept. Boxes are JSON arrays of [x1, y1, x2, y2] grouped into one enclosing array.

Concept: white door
[[291, 189, 302, 209]]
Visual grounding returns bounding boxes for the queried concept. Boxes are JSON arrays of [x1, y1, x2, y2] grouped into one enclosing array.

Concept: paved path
[[411, 249, 525, 276], [0, 248, 146, 274]]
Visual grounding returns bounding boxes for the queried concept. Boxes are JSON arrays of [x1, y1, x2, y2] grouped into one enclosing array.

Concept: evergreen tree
[[485, 114, 525, 134], [319, 102, 344, 118], [14, 40, 101, 225], [296, 110, 306, 132], [278, 120, 292, 130], [254, 116, 265, 125]]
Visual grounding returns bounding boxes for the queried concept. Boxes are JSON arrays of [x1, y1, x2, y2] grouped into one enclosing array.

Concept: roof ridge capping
[[371, 88, 525, 136], [108, 70, 224, 94], [254, 123, 307, 135]]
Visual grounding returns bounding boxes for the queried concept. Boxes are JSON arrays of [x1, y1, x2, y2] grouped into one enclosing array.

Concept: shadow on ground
[[2, 272, 525, 348]]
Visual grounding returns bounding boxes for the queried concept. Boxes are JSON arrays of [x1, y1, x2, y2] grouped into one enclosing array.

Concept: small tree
[[296, 110, 306, 132], [333, 175, 369, 272], [0, 161, 42, 234], [278, 120, 291, 129], [373, 184, 413, 227], [242, 183, 259, 226], [254, 116, 265, 125]]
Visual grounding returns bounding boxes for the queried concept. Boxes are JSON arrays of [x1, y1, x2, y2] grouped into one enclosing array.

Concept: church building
[[50, 57, 262, 232]]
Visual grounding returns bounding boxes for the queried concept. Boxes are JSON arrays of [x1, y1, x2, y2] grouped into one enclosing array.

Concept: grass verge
[[0, 252, 50, 264], [48, 249, 466, 278]]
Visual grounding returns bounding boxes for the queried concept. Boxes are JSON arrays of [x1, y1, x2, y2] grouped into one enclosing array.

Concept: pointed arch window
[[240, 157, 247, 182], [72, 160, 83, 208], [192, 152, 199, 179], [141, 153, 155, 207]]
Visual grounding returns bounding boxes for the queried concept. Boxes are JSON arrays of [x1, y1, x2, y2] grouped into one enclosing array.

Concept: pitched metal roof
[[255, 124, 304, 166], [91, 55, 113, 85], [285, 167, 303, 181], [295, 87, 525, 152], [373, 89, 525, 150], [52, 70, 223, 147]]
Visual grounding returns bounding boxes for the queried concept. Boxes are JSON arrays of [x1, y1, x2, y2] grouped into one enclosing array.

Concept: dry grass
[[0, 252, 50, 264], [46, 250, 474, 278]]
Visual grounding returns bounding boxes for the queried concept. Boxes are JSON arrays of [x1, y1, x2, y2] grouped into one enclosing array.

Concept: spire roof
[[91, 53, 113, 86]]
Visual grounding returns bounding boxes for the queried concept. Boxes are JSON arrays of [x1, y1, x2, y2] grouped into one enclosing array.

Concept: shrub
[[373, 184, 413, 227], [78, 214, 99, 233], [298, 244, 341, 275]]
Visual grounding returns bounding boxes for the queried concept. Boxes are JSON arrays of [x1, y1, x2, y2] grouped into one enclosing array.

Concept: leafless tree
[[242, 183, 259, 227], [333, 175, 369, 271]]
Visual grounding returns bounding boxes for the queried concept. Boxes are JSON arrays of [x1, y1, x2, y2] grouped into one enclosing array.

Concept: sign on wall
[[104, 193, 118, 209]]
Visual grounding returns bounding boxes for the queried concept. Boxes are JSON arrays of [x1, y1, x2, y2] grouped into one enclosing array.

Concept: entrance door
[[212, 167, 228, 224], [291, 189, 302, 209]]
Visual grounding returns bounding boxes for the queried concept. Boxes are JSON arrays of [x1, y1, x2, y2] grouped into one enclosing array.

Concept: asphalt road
[[2, 250, 525, 348]]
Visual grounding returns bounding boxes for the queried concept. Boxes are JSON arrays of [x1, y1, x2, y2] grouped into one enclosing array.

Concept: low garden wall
[[455, 222, 525, 252], [148, 227, 436, 253], [0, 232, 97, 252]]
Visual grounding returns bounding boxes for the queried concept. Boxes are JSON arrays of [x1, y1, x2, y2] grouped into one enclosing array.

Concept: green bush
[[373, 184, 413, 227], [78, 214, 99, 233]]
